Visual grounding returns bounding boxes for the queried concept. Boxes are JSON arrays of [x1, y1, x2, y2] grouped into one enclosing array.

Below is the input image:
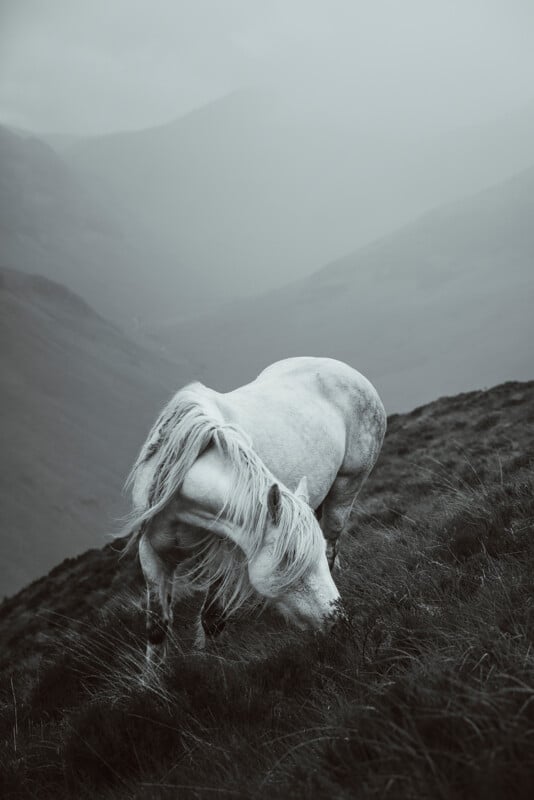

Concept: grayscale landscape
[[1, 1, 533, 798]]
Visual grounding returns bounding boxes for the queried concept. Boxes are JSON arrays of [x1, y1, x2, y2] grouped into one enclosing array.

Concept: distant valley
[[62, 91, 534, 302], [0, 125, 208, 327], [156, 166, 534, 412]]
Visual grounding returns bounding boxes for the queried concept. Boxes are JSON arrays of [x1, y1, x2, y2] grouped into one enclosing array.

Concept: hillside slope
[[156, 166, 534, 412], [0, 268, 194, 596], [0, 379, 533, 799], [0, 126, 205, 325], [64, 93, 534, 301]]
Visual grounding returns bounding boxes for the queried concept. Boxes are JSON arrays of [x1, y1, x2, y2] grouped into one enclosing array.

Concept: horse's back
[[256, 357, 386, 469], [213, 358, 386, 505], [240, 357, 384, 433]]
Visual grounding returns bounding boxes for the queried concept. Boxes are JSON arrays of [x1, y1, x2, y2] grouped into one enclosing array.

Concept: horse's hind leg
[[321, 470, 371, 570], [138, 532, 175, 669]]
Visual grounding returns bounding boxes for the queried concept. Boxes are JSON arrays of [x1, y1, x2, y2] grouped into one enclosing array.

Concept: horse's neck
[[177, 445, 258, 558]]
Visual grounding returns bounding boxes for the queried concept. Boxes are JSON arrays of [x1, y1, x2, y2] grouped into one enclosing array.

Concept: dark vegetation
[[1, 379, 534, 799]]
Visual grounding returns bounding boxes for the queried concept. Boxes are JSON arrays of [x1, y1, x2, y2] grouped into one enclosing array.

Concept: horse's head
[[248, 477, 341, 630]]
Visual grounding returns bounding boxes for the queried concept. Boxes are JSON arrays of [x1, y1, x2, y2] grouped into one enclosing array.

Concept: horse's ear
[[295, 476, 310, 504], [267, 483, 282, 526]]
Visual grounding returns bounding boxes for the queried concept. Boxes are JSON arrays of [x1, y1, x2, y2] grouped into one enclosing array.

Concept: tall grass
[[1, 380, 533, 799]]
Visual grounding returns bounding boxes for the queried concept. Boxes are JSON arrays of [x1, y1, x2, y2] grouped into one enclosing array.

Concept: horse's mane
[[122, 383, 325, 614]]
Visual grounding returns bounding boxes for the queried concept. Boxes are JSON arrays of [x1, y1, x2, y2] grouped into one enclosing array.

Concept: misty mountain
[[62, 91, 534, 303], [0, 125, 208, 326], [155, 166, 534, 412], [0, 268, 194, 597]]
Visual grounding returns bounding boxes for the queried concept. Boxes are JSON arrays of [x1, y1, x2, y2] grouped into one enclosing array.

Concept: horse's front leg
[[194, 578, 227, 649], [138, 532, 175, 670]]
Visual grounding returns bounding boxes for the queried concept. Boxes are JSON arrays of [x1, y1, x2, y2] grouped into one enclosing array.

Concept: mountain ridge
[[0, 267, 194, 596], [154, 163, 534, 412], [61, 92, 534, 303], [0, 124, 207, 326]]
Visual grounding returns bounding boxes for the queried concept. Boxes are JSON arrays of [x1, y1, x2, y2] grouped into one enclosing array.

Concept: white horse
[[124, 357, 386, 662]]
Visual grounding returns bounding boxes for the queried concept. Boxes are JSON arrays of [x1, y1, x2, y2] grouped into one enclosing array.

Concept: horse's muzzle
[[323, 598, 348, 631]]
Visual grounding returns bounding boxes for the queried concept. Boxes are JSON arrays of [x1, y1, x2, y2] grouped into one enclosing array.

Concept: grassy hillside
[[157, 166, 534, 412], [0, 268, 194, 596], [1, 378, 533, 799]]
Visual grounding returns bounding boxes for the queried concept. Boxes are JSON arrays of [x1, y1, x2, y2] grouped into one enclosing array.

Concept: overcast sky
[[1, 0, 534, 136]]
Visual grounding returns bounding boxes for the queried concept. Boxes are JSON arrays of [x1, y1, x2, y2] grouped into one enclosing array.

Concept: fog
[[1, 1, 533, 317], [2, 0, 534, 137]]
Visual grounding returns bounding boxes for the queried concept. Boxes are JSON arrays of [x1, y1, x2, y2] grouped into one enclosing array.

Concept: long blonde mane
[[123, 384, 325, 614]]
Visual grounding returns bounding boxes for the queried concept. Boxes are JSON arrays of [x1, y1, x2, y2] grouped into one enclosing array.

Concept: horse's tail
[[120, 391, 218, 556]]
